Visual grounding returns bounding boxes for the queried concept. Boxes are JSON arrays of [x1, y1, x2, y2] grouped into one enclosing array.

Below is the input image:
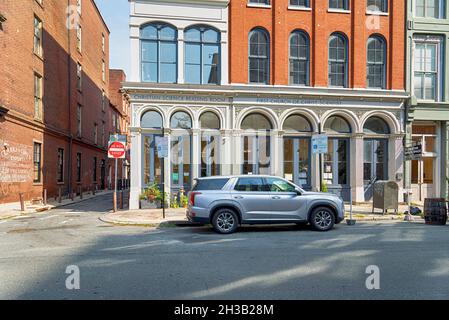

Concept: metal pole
[[113, 158, 118, 212], [19, 193, 25, 212]]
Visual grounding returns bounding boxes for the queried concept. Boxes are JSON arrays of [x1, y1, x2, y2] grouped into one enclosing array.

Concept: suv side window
[[234, 177, 268, 192], [266, 177, 296, 193]]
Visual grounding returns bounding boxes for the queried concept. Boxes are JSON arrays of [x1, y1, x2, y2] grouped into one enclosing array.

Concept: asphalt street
[[0, 193, 448, 300]]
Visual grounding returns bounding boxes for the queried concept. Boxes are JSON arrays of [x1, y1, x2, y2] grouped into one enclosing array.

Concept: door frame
[[283, 136, 312, 190]]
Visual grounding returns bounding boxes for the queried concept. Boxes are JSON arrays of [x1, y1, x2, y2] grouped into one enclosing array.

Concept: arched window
[[140, 23, 177, 83], [141, 110, 163, 128], [364, 117, 390, 134], [283, 115, 312, 132], [367, 36, 386, 89], [328, 33, 348, 88], [199, 112, 221, 130], [324, 116, 352, 134], [185, 26, 221, 84], [289, 31, 310, 86], [170, 111, 192, 129], [241, 113, 273, 130], [249, 29, 270, 84]]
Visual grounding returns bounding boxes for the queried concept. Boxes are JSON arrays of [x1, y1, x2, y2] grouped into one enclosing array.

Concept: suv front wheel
[[212, 209, 239, 234], [310, 207, 335, 232]]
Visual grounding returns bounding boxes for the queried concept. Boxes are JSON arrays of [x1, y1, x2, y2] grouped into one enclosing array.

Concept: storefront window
[[143, 135, 162, 185], [200, 112, 221, 177], [170, 111, 192, 189]]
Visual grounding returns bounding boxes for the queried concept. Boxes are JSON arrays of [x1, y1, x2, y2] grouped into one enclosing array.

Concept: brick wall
[[229, 0, 405, 90], [0, 0, 114, 204]]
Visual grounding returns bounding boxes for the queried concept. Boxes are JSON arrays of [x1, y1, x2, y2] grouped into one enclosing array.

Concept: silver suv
[[186, 175, 345, 234]]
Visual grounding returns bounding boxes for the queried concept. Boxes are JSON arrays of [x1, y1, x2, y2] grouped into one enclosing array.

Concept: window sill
[[327, 9, 351, 14], [33, 182, 43, 186], [57, 181, 65, 185], [288, 6, 311, 12], [366, 10, 388, 16], [247, 3, 271, 9], [33, 52, 44, 61]]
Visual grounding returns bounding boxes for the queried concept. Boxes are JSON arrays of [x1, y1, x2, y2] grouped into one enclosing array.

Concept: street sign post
[[312, 134, 328, 193], [312, 134, 329, 154], [108, 135, 127, 212], [404, 142, 423, 161]]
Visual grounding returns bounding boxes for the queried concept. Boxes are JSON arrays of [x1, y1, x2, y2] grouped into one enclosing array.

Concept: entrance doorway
[[412, 158, 435, 201], [283, 138, 311, 189], [241, 113, 273, 175], [363, 139, 388, 200]]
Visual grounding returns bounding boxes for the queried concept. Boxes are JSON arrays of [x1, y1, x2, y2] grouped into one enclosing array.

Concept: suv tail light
[[189, 192, 201, 206]]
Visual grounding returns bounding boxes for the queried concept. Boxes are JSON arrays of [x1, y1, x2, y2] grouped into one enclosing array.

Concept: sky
[[95, 0, 130, 76]]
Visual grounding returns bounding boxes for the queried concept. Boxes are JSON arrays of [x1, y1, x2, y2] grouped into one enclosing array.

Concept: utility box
[[372, 181, 399, 215]]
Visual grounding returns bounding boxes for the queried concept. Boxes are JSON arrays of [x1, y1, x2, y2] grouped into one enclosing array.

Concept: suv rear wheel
[[212, 208, 239, 234], [310, 207, 335, 232]]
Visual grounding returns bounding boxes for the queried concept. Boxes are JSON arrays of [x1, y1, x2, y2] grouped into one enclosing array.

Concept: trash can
[[424, 198, 448, 226], [372, 181, 399, 215]]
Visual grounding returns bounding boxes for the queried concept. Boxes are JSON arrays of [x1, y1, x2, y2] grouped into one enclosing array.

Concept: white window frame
[[412, 35, 443, 102]]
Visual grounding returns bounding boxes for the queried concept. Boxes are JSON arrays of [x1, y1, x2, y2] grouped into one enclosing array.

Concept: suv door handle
[[272, 196, 281, 200], [234, 196, 244, 199]]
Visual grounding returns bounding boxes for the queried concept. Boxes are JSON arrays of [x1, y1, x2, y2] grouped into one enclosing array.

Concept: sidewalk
[[0, 190, 114, 220], [100, 204, 424, 227]]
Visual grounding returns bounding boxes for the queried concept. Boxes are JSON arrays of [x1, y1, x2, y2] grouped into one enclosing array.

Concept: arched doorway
[[199, 111, 221, 177], [283, 114, 312, 189], [170, 111, 193, 191], [323, 116, 352, 201], [141, 110, 164, 187], [363, 116, 391, 200], [241, 113, 273, 175]]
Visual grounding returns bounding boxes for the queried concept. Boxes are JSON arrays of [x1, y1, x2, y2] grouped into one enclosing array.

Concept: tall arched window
[[140, 23, 177, 83], [241, 113, 273, 175], [289, 31, 310, 86], [170, 111, 193, 190], [141, 110, 164, 187], [328, 33, 348, 88], [199, 112, 221, 177], [367, 36, 386, 89], [249, 28, 270, 84], [185, 26, 221, 84], [141, 110, 163, 128]]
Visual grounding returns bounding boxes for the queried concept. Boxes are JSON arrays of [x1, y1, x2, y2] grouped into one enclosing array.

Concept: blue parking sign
[[312, 134, 328, 154]]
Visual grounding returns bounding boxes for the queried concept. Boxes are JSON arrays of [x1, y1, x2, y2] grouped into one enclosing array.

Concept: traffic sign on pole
[[108, 141, 126, 159]]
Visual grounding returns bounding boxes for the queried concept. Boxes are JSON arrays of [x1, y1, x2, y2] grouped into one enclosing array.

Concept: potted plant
[[139, 182, 162, 209], [180, 194, 189, 208]]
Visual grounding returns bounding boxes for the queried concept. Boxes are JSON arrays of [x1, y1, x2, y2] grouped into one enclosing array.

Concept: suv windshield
[[192, 178, 229, 191]]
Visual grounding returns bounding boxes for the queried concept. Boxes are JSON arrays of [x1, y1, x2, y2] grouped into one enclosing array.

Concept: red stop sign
[[108, 141, 126, 159]]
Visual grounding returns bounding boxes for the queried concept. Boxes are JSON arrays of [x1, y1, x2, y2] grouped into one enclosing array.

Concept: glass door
[[171, 135, 192, 191], [323, 138, 350, 201], [363, 139, 388, 201], [243, 135, 271, 175], [143, 134, 163, 186], [200, 134, 220, 177], [283, 137, 311, 189]]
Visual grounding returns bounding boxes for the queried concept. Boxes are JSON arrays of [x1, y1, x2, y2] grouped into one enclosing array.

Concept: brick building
[[124, 0, 410, 208], [0, 0, 124, 205]]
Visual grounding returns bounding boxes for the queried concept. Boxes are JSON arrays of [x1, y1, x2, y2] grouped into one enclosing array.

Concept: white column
[[389, 134, 405, 201], [177, 29, 185, 84], [221, 130, 233, 175], [232, 131, 242, 175], [272, 130, 282, 176], [191, 129, 200, 181], [220, 31, 229, 85], [129, 129, 142, 210], [311, 152, 320, 192], [351, 134, 365, 203], [129, 25, 140, 82]]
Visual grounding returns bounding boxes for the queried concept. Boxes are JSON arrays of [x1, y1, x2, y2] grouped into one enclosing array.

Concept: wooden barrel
[[424, 198, 448, 225]]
